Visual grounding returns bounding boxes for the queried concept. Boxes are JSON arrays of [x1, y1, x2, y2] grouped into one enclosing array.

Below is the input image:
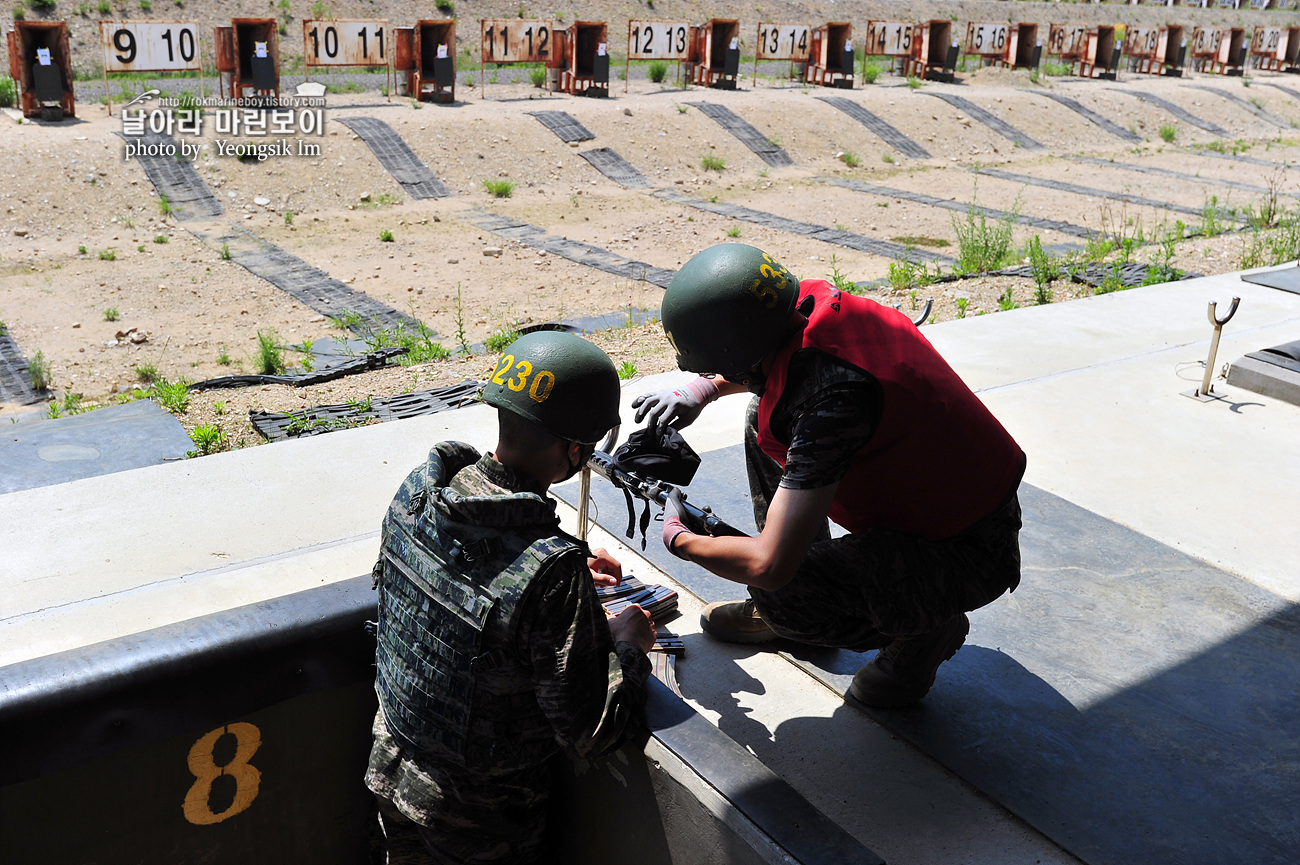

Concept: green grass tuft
[[28, 351, 51, 391], [484, 324, 520, 353], [188, 423, 226, 457], [150, 377, 190, 414], [952, 182, 1020, 274], [256, 329, 286, 375]]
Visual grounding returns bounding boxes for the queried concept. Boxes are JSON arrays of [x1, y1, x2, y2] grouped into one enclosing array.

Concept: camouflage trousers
[[371, 793, 553, 865], [743, 397, 1023, 652]]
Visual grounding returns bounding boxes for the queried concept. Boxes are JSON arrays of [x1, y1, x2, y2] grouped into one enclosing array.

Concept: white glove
[[631, 377, 720, 434]]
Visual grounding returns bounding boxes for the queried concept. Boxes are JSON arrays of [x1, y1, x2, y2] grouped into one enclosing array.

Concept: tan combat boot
[[700, 598, 778, 644], [850, 614, 970, 708]]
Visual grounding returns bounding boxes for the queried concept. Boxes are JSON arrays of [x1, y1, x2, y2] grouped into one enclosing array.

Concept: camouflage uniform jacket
[[366, 441, 651, 830]]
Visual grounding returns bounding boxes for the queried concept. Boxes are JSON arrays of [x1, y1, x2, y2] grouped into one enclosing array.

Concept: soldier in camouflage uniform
[[635, 244, 1025, 708], [367, 332, 656, 865]]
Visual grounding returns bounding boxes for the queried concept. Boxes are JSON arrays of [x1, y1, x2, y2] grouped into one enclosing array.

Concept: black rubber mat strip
[[995, 260, 1198, 288], [200, 224, 424, 334], [250, 379, 481, 440], [465, 210, 676, 288], [1180, 146, 1298, 169], [654, 189, 952, 263], [976, 167, 1212, 220], [335, 117, 451, 199], [924, 92, 1044, 150], [528, 110, 595, 142], [114, 132, 224, 221], [1026, 90, 1142, 143], [520, 306, 662, 335], [818, 177, 1095, 239], [1184, 84, 1291, 130], [685, 102, 794, 167], [189, 348, 407, 391], [816, 96, 931, 158], [578, 147, 651, 188], [1114, 91, 1230, 136], [0, 332, 44, 405], [1066, 155, 1292, 198]]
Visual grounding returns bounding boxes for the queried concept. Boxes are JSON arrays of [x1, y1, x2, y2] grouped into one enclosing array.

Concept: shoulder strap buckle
[[451, 537, 496, 563]]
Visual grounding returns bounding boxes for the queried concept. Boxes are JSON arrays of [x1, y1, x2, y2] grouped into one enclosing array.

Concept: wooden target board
[[1190, 27, 1226, 59], [756, 22, 811, 61], [1125, 26, 1161, 60], [864, 21, 917, 57], [626, 20, 690, 60], [965, 21, 1010, 57], [99, 21, 201, 73], [479, 18, 554, 63], [1252, 26, 1284, 59], [302, 20, 389, 66], [1049, 24, 1089, 60]]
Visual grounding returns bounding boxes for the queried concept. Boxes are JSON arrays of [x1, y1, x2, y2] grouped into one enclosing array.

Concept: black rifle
[[586, 448, 749, 547]]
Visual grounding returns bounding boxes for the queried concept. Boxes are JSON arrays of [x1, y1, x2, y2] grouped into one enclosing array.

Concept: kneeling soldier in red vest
[[634, 244, 1025, 708], [367, 332, 656, 864]]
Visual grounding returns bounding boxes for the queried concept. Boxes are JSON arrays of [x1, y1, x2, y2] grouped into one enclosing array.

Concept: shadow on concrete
[[783, 598, 1300, 865], [612, 444, 1300, 865]]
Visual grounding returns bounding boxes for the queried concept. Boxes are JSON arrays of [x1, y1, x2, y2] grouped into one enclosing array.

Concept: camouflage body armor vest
[[374, 442, 582, 774]]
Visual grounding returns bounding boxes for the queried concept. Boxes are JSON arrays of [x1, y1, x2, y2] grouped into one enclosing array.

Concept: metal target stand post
[[1184, 297, 1241, 402]]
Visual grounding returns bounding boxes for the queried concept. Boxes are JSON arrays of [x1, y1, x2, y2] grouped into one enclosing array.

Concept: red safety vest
[[756, 280, 1023, 540]]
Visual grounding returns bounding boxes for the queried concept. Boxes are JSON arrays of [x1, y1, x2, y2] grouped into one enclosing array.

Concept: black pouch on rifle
[[614, 427, 701, 485], [610, 427, 702, 549]]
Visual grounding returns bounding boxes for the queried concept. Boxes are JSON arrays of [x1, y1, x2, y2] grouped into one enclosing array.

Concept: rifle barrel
[[587, 451, 750, 539]]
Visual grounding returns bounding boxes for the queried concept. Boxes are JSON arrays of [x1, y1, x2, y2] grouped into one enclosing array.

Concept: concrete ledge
[[1228, 354, 1300, 408]]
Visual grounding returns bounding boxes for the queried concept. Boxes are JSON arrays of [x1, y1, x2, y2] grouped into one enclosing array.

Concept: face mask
[[560, 442, 597, 482]]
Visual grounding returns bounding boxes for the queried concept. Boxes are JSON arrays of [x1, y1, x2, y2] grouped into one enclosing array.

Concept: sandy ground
[[4, 69, 1300, 450]]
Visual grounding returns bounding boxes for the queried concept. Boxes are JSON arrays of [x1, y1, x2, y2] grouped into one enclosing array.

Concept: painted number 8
[[182, 722, 263, 825], [491, 354, 556, 403]]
